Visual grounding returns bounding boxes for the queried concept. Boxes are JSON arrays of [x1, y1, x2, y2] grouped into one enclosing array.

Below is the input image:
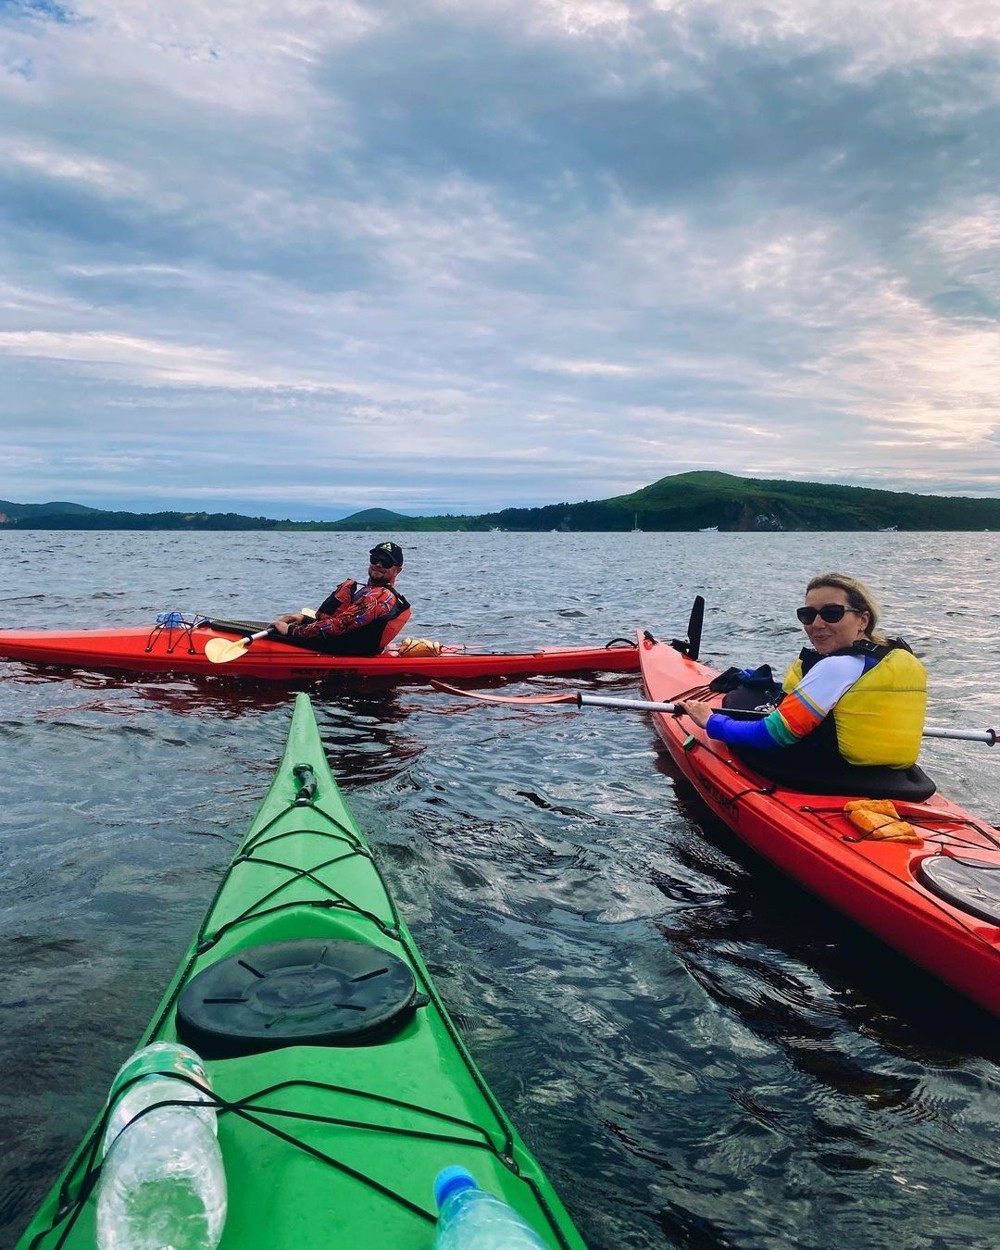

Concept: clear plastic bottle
[[95, 1041, 227, 1250], [433, 1167, 549, 1250]]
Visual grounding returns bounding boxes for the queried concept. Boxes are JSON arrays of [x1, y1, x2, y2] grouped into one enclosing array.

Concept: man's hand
[[271, 613, 306, 635]]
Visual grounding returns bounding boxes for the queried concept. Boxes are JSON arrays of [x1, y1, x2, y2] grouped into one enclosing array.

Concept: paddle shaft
[[578, 693, 681, 714], [921, 725, 997, 745], [573, 693, 996, 746]]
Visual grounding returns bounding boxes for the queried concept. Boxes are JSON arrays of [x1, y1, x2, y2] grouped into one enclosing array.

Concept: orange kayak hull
[[638, 630, 1000, 1016], [0, 621, 639, 683]]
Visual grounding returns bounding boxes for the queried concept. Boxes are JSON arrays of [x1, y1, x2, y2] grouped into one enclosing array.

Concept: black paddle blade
[[686, 595, 704, 660], [670, 595, 705, 659]]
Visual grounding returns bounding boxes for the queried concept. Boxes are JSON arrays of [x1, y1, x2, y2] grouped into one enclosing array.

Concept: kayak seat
[[916, 856, 1000, 925], [730, 745, 938, 801], [176, 939, 424, 1059]]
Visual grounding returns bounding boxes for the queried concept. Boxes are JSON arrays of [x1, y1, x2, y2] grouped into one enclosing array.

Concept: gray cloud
[[0, 0, 998, 515]]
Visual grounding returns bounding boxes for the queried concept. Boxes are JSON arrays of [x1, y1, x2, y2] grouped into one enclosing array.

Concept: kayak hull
[[639, 630, 1000, 1016], [0, 620, 638, 683], [16, 694, 586, 1249]]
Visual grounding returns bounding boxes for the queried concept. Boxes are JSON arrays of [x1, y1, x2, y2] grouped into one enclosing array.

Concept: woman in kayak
[[270, 541, 411, 656], [675, 572, 927, 774]]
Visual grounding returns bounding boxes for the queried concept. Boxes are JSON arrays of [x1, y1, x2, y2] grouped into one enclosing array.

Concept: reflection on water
[[1, 531, 999, 1250], [312, 688, 426, 783], [12, 670, 427, 784], [18, 667, 299, 716]]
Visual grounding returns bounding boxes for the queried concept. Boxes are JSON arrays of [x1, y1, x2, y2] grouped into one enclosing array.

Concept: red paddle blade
[[430, 680, 578, 706]]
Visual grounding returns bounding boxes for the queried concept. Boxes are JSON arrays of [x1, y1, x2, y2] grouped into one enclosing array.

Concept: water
[[1, 530, 998, 1249]]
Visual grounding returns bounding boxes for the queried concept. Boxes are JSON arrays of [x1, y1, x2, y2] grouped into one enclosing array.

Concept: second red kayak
[[0, 616, 639, 683], [639, 628, 1000, 1016]]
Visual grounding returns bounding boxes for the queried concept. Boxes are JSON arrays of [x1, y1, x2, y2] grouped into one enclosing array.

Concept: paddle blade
[[204, 636, 251, 664], [430, 680, 578, 706], [687, 595, 705, 661], [669, 595, 705, 658]]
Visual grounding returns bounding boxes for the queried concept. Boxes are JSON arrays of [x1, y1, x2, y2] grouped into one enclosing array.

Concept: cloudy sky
[[2, 0, 999, 519]]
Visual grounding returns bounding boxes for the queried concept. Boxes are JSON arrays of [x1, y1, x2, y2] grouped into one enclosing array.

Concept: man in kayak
[[270, 541, 411, 656], [675, 572, 927, 777]]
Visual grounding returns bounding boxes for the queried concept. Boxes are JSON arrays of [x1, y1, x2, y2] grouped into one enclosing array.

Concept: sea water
[[1, 529, 998, 1250]]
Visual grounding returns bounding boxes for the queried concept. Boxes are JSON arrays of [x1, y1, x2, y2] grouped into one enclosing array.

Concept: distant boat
[[632, 514, 642, 533], [699, 525, 719, 533], [879, 525, 898, 532]]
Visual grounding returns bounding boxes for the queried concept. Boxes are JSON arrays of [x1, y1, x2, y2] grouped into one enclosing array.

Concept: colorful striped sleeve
[[705, 655, 866, 752]]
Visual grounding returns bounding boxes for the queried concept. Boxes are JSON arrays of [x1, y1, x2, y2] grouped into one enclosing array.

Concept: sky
[[1, 1, 999, 520]]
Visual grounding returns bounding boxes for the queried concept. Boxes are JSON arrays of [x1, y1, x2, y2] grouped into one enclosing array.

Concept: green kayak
[[18, 693, 586, 1250]]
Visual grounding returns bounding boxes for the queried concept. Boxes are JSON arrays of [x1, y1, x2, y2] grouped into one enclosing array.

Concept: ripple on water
[[2, 531, 999, 1250]]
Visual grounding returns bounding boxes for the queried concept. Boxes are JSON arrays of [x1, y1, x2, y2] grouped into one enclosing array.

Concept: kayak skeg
[[16, 694, 587, 1250], [0, 615, 639, 684], [638, 629, 1000, 1017]]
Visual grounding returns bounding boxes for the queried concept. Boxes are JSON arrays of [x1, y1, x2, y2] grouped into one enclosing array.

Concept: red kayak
[[638, 628, 1000, 1016], [0, 615, 639, 683]]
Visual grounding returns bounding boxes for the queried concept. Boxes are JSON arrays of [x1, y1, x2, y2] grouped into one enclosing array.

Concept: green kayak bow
[[18, 693, 586, 1250]]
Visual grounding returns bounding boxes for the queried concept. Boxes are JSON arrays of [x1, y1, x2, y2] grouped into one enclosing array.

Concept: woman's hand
[[675, 699, 714, 729]]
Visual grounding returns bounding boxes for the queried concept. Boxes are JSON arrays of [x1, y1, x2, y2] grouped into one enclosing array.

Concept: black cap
[[370, 541, 403, 566]]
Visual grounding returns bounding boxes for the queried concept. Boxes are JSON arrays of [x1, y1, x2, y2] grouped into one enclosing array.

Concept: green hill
[[0, 503, 283, 531], [289, 507, 428, 532], [0, 473, 997, 532], [476, 472, 999, 532], [0, 499, 104, 521]]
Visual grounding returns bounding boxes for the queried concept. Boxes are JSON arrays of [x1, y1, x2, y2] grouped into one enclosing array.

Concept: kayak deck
[[638, 630, 1000, 1016], [0, 617, 638, 683], [17, 694, 586, 1249]]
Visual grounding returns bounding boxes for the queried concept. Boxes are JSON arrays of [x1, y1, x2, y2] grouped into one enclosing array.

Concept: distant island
[[1, 472, 997, 532]]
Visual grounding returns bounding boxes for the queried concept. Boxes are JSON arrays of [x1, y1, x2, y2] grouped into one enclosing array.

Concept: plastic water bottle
[[433, 1167, 549, 1249], [156, 611, 185, 627], [95, 1042, 227, 1250]]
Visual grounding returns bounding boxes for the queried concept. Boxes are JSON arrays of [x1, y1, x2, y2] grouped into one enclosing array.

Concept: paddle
[[203, 609, 317, 664], [428, 682, 997, 746], [669, 596, 704, 661], [204, 629, 274, 664]]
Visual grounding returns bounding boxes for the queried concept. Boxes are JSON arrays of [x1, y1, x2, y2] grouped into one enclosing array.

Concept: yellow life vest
[[782, 642, 927, 768]]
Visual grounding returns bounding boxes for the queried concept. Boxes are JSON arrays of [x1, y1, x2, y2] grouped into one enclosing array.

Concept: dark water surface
[[1, 530, 998, 1249]]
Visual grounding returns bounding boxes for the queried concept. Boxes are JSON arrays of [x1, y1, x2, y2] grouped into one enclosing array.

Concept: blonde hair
[[805, 572, 887, 644]]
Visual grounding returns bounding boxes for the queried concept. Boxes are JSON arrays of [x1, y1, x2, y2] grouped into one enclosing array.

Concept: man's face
[[368, 556, 400, 585]]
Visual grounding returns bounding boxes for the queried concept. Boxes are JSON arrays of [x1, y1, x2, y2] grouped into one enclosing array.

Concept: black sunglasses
[[796, 604, 861, 625], [369, 554, 397, 568]]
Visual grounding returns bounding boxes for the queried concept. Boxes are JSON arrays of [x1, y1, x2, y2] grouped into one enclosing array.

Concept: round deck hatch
[[176, 939, 419, 1057]]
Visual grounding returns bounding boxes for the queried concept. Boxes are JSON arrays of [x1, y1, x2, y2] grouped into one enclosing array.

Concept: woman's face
[[800, 585, 870, 656]]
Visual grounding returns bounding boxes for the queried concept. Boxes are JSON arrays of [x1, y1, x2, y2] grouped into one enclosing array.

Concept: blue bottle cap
[[434, 1166, 478, 1210]]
